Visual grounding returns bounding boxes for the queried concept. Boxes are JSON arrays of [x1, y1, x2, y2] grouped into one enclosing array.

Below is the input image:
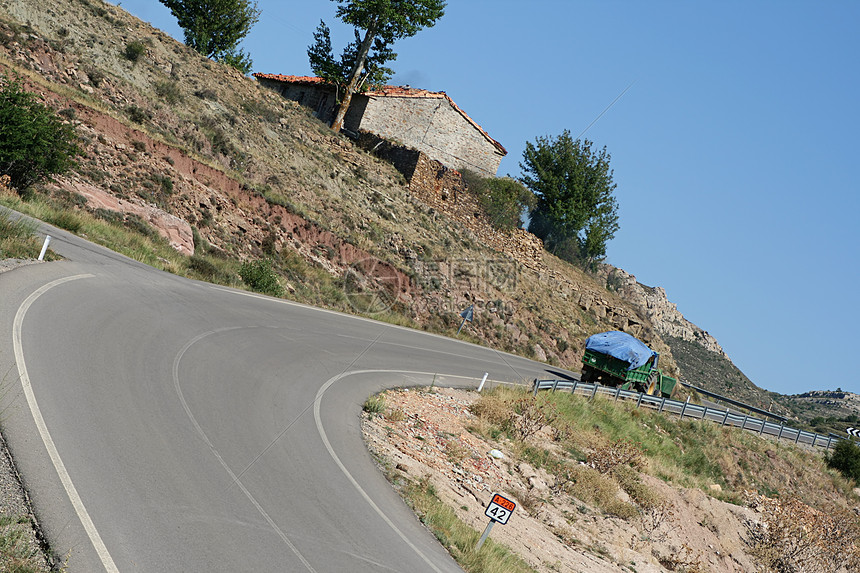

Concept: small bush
[[85, 67, 104, 87], [512, 397, 557, 440], [461, 170, 535, 231], [155, 80, 182, 105], [187, 254, 219, 279], [363, 395, 385, 415], [0, 73, 81, 190], [745, 494, 860, 572], [587, 439, 644, 474], [239, 258, 284, 297], [469, 393, 513, 426], [125, 105, 151, 125], [384, 407, 405, 422], [827, 439, 860, 482], [124, 40, 146, 62]]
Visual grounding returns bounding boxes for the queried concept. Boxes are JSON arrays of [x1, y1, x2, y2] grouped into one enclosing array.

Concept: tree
[[307, 20, 394, 102], [317, 0, 446, 133], [159, 0, 260, 74], [0, 73, 80, 191], [520, 130, 619, 266]]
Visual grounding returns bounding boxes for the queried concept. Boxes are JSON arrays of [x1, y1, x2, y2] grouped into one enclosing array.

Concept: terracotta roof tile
[[253, 73, 327, 85], [252, 73, 506, 156]]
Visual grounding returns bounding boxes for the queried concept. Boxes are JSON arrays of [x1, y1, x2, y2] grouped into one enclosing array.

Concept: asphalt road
[[0, 219, 571, 572]]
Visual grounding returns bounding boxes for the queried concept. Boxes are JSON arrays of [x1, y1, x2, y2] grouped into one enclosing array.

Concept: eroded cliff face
[[598, 265, 726, 357]]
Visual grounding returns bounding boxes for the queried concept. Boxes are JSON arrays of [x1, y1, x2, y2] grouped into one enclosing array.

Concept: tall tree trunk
[[331, 22, 377, 133]]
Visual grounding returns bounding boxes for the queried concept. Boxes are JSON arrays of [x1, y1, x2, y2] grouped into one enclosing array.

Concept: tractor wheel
[[580, 365, 593, 383]]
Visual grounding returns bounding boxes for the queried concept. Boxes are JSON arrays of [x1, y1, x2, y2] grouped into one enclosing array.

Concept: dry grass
[[470, 387, 859, 516], [745, 493, 860, 573], [402, 478, 536, 573], [0, 514, 53, 573]]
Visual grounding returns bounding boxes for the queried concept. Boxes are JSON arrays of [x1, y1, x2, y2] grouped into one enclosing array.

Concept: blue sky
[[112, 1, 859, 396]]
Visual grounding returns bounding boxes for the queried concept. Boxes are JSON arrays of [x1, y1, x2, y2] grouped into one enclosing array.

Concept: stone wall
[[360, 95, 504, 177], [255, 79, 337, 123], [373, 140, 544, 269]]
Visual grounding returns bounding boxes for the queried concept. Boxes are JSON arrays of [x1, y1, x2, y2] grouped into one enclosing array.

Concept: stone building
[[253, 74, 507, 177]]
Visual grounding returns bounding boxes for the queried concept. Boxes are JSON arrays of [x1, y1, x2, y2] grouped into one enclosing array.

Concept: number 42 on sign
[[476, 493, 517, 550]]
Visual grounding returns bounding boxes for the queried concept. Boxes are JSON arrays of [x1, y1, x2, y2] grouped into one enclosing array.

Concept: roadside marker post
[[38, 235, 51, 261], [477, 373, 488, 392], [476, 493, 516, 551]]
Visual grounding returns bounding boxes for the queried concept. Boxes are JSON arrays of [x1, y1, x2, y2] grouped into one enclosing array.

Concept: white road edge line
[[314, 369, 507, 573], [12, 274, 120, 573]]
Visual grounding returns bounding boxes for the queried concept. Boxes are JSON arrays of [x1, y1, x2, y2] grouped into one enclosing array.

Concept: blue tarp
[[585, 331, 658, 370]]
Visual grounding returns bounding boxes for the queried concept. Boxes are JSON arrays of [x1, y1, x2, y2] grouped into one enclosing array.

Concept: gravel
[[0, 258, 53, 569]]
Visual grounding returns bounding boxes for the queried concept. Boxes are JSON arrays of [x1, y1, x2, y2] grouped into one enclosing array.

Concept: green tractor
[[580, 331, 677, 398]]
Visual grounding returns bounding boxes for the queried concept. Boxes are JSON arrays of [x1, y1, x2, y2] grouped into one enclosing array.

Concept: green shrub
[[0, 73, 81, 191], [44, 210, 82, 233], [124, 40, 146, 62], [827, 439, 860, 482], [155, 80, 182, 104], [125, 105, 151, 125], [239, 258, 284, 297], [363, 395, 386, 415], [461, 170, 535, 231]]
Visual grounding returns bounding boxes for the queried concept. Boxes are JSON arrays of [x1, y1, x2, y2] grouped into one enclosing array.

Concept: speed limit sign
[[484, 493, 516, 525]]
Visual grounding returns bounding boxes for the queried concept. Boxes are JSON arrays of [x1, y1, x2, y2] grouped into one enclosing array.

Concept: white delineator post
[[477, 373, 488, 392], [38, 235, 51, 261]]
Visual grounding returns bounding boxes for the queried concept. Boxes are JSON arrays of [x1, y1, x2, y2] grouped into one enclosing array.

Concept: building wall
[[256, 80, 504, 177], [358, 96, 504, 177], [257, 79, 338, 123]]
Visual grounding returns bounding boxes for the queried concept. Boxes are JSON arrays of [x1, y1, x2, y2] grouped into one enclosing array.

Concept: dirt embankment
[[363, 387, 761, 573]]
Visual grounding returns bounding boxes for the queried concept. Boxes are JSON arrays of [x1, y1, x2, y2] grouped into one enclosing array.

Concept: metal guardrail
[[681, 381, 787, 423], [532, 379, 839, 450]]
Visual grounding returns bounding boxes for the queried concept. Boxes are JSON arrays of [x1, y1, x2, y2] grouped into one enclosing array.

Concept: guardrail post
[[740, 415, 749, 430], [679, 397, 689, 419], [571, 380, 578, 396], [589, 384, 599, 401], [777, 423, 785, 440], [826, 435, 834, 450], [659, 397, 667, 413], [614, 386, 621, 402], [811, 433, 818, 448], [552, 380, 559, 393], [532, 379, 539, 396], [795, 429, 802, 444], [701, 406, 709, 420], [721, 409, 730, 426], [636, 393, 643, 409]]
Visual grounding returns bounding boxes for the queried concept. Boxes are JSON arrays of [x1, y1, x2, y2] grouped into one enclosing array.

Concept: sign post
[[476, 493, 516, 551], [457, 305, 474, 335]]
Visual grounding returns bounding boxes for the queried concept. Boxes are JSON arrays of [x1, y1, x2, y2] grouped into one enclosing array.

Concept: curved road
[[0, 220, 569, 572]]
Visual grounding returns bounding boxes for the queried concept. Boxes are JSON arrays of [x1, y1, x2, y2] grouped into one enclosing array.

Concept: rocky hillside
[[0, 0, 812, 415], [0, 0, 686, 372]]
